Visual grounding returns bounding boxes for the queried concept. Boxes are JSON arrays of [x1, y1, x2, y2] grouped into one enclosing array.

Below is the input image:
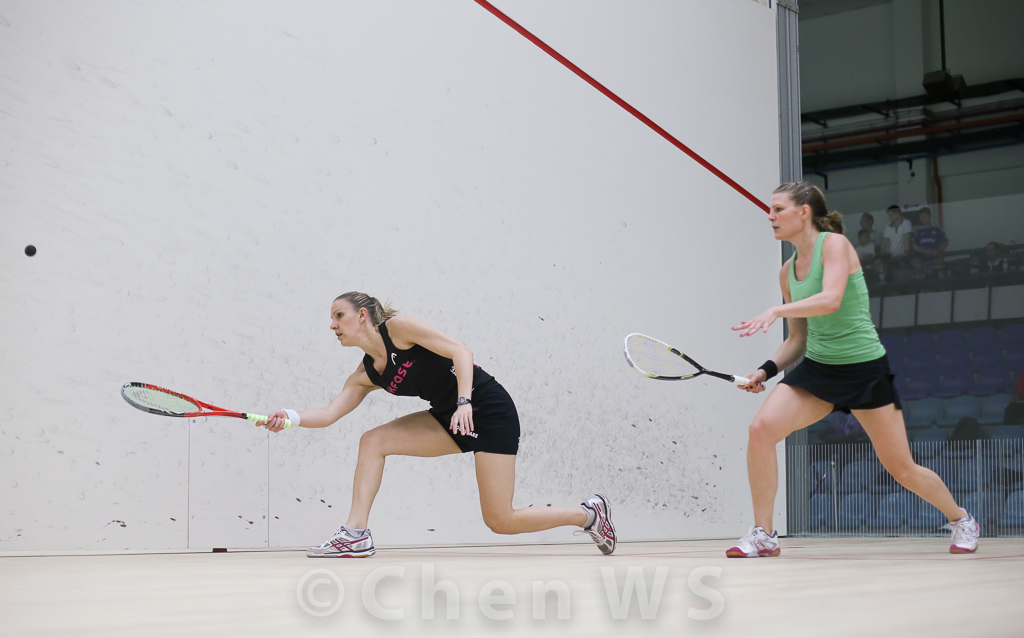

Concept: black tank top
[[362, 320, 495, 409]]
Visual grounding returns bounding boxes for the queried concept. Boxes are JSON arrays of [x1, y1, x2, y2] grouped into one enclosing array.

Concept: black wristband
[[758, 360, 779, 380]]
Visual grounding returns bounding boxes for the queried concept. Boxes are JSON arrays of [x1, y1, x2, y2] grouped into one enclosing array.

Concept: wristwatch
[[457, 396, 472, 406]]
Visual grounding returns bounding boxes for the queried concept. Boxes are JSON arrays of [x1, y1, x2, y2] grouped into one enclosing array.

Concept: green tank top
[[788, 232, 886, 365]]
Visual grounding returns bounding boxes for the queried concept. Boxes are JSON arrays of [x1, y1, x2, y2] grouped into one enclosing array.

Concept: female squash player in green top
[[728, 182, 978, 557], [258, 291, 615, 557]]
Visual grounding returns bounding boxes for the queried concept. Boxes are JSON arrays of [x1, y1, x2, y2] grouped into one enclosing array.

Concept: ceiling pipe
[[803, 111, 1024, 153]]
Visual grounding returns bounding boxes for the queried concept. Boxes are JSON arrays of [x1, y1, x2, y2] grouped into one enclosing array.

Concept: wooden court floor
[[3, 537, 1023, 637]]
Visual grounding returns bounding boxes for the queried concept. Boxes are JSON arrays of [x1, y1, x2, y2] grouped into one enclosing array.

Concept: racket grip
[[732, 376, 752, 386], [246, 413, 292, 429]]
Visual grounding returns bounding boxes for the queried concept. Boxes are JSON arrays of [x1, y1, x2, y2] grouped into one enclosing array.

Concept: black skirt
[[780, 354, 902, 414], [428, 378, 521, 455]]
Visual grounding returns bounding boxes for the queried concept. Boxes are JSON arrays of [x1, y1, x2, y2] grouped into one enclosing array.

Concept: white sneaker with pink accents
[[307, 525, 375, 558], [580, 493, 616, 555], [726, 526, 780, 558], [944, 512, 980, 554]]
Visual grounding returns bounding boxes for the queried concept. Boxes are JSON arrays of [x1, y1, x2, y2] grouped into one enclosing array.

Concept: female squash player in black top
[[260, 291, 616, 557]]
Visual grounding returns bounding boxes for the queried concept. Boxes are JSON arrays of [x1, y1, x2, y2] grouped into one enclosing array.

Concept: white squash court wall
[[0, 0, 783, 550]]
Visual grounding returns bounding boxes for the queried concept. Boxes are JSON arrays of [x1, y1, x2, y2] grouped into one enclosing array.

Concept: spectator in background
[[855, 229, 877, 262], [910, 207, 948, 259], [895, 255, 935, 282], [863, 256, 890, 287], [859, 212, 884, 247], [949, 417, 988, 443], [979, 242, 1009, 274], [1006, 370, 1024, 425], [881, 204, 912, 259]]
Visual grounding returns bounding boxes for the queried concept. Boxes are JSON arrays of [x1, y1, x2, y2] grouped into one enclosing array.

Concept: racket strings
[[122, 386, 200, 416], [624, 334, 700, 378]]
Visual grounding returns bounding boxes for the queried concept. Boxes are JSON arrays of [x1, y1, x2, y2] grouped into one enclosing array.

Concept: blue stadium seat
[[904, 354, 938, 377], [906, 331, 936, 351], [935, 329, 967, 352], [968, 345, 1005, 374], [838, 493, 875, 530], [1003, 347, 1024, 372], [903, 374, 940, 401], [936, 368, 973, 398], [868, 492, 917, 530], [911, 426, 947, 443], [965, 326, 998, 351], [808, 493, 834, 531], [880, 334, 905, 366], [992, 425, 1024, 440], [910, 432, 946, 461], [935, 349, 969, 369], [940, 396, 981, 427], [979, 393, 1012, 424], [879, 333, 904, 352], [993, 427, 1024, 464], [961, 491, 1003, 528], [905, 397, 944, 428], [942, 437, 977, 460], [894, 373, 908, 398], [972, 370, 1013, 396], [921, 455, 957, 486], [907, 501, 946, 530], [951, 457, 982, 493], [838, 460, 878, 493], [999, 324, 1024, 349], [998, 491, 1024, 532], [812, 460, 838, 495], [806, 418, 830, 441], [1002, 457, 1024, 492], [870, 469, 901, 495]]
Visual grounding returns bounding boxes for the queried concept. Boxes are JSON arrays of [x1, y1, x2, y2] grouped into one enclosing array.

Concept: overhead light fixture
[[923, 70, 966, 100], [922, 0, 967, 101]]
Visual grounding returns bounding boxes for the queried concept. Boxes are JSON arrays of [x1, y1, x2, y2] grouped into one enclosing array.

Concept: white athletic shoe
[[307, 525, 375, 558], [944, 512, 980, 554], [726, 526, 780, 558], [580, 493, 616, 555]]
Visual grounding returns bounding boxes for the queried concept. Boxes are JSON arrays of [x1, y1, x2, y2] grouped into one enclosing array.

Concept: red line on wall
[[473, 0, 769, 213]]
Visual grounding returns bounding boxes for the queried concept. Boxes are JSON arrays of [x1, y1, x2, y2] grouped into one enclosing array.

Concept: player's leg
[[747, 383, 833, 532], [308, 411, 461, 558], [853, 404, 978, 553], [852, 405, 962, 518], [347, 411, 462, 529], [474, 452, 588, 534], [727, 384, 831, 558]]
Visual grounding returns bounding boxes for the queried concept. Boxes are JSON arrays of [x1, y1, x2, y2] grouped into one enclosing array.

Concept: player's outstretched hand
[[733, 307, 779, 337]]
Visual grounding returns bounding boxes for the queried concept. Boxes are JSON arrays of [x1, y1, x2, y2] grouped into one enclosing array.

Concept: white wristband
[[283, 409, 301, 427]]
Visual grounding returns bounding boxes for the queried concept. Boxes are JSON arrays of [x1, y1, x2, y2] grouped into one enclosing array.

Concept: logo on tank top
[[387, 360, 415, 394], [391, 353, 398, 366]]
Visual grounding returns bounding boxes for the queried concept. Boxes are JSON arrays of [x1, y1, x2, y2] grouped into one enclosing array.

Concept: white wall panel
[[1, 0, 781, 550]]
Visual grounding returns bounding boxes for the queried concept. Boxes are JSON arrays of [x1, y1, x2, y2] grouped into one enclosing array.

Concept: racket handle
[[246, 413, 292, 429], [732, 375, 751, 386]]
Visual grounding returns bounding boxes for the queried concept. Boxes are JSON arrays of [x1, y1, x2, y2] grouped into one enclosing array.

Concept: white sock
[[582, 504, 596, 529]]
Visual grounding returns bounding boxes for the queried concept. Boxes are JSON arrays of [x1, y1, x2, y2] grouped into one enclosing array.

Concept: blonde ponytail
[[334, 291, 398, 325], [813, 210, 845, 234]]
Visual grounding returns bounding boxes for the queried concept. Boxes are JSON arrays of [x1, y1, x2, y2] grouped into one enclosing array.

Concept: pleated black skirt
[[780, 354, 902, 414]]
